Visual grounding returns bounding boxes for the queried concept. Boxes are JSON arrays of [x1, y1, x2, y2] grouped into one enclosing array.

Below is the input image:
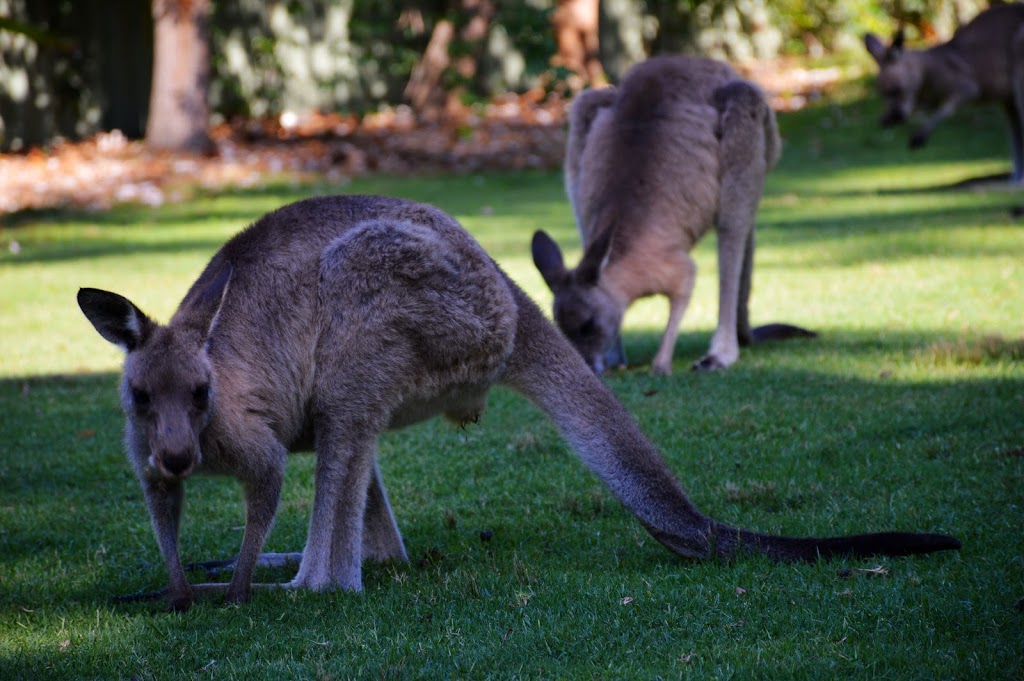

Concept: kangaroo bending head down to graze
[[79, 195, 959, 612], [533, 56, 815, 376], [864, 3, 1024, 183]]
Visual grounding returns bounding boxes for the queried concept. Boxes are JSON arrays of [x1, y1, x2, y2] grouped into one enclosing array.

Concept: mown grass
[[1, 87, 1022, 679]]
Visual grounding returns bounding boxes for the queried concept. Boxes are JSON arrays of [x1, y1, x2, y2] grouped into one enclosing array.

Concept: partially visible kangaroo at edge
[[533, 56, 815, 376], [78, 195, 959, 612], [864, 3, 1024, 182]]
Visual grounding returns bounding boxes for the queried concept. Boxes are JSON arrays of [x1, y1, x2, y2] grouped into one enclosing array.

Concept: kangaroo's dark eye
[[131, 388, 151, 411], [192, 384, 211, 411], [578, 318, 597, 338]]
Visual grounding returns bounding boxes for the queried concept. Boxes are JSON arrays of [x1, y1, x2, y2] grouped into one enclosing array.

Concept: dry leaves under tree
[[0, 61, 842, 217]]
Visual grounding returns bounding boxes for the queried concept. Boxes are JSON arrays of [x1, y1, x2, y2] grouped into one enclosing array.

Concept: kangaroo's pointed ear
[[174, 259, 232, 340], [78, 288, 155, 352], [892, 26, 905, 52], [864, 33, 888, 63], [532, 230, 568, 291], [575, 229, 612, 287]]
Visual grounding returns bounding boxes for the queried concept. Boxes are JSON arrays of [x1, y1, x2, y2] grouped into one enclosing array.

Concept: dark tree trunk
[[146, 0, 211, 152]]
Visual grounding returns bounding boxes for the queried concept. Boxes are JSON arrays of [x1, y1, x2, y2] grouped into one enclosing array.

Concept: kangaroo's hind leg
[[361, 458, 408, 563], [735, 228, 755, 347], [694, 81, 771, 371]]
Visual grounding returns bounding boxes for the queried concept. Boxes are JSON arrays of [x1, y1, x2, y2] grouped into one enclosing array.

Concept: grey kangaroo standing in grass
[[533, 56, 814, 376], [78, 195, 959, 612], [864, 3, 1024, 182]]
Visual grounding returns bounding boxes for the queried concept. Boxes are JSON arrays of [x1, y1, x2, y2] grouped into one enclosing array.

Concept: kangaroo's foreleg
[[650, 254, 696, 376], [909, 91, 973, 149], [141, 478, 192, 612], [222, 449, 285, 604]]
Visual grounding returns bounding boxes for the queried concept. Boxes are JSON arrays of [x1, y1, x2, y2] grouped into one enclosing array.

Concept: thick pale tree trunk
[[598, 0, 647, 83], [146, 0, 211, 151]]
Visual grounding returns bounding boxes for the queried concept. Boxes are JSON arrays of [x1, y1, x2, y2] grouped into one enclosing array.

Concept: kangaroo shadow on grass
[[873, 172, 1015, 194]]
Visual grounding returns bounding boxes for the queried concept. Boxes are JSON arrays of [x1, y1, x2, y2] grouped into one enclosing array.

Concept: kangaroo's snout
[[158, 448, 197, 478], [880, 108, 906, 127], [148, 417, 204, 480]]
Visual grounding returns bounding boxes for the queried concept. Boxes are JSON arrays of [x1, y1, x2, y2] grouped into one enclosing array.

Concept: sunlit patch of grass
[[911, 336, 1024, 368]]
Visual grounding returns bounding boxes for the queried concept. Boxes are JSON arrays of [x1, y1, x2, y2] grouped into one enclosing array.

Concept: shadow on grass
[[1, 173, 570, 267], [1, 327, 1021, 613]]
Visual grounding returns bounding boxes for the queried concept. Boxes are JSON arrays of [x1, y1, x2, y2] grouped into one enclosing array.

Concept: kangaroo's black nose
[[162, 450, 193, 477], [880, 109, 905, 127]]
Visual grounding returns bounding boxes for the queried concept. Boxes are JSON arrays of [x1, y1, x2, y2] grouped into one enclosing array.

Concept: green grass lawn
[[1, 89, 1022, 679]]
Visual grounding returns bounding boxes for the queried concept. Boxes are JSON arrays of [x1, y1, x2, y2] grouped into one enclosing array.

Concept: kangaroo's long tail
[[503, 284, 960, 564], [644, 522, 961, 563]]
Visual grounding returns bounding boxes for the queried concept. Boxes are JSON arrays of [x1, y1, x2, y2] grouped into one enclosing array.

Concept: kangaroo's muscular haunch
[[78, 195, 959, 612], [534, 56, 815, 375]]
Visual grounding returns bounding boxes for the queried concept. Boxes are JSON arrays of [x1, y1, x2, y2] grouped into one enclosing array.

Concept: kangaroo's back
[[942, 3, 1024, 99], [537, 55, 790, 375], [576, 57, 739, 256], [187, 195, 518, 446]]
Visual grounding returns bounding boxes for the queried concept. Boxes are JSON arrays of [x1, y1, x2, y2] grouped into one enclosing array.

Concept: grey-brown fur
[[79, 195, 958, 612], [533, 56, 812, 376], [864, 3, 1024, 182]]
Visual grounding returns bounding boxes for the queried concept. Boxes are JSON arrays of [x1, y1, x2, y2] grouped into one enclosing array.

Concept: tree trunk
[[404, 19, 455, 113], [403, 0, 494, 119], [552, 0, 605, 89], [146, 0, 211, 152]]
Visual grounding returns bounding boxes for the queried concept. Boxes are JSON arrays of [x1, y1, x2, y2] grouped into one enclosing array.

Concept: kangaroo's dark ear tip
[[77, 287, 102, 305], [531, 230, 562, 261]]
